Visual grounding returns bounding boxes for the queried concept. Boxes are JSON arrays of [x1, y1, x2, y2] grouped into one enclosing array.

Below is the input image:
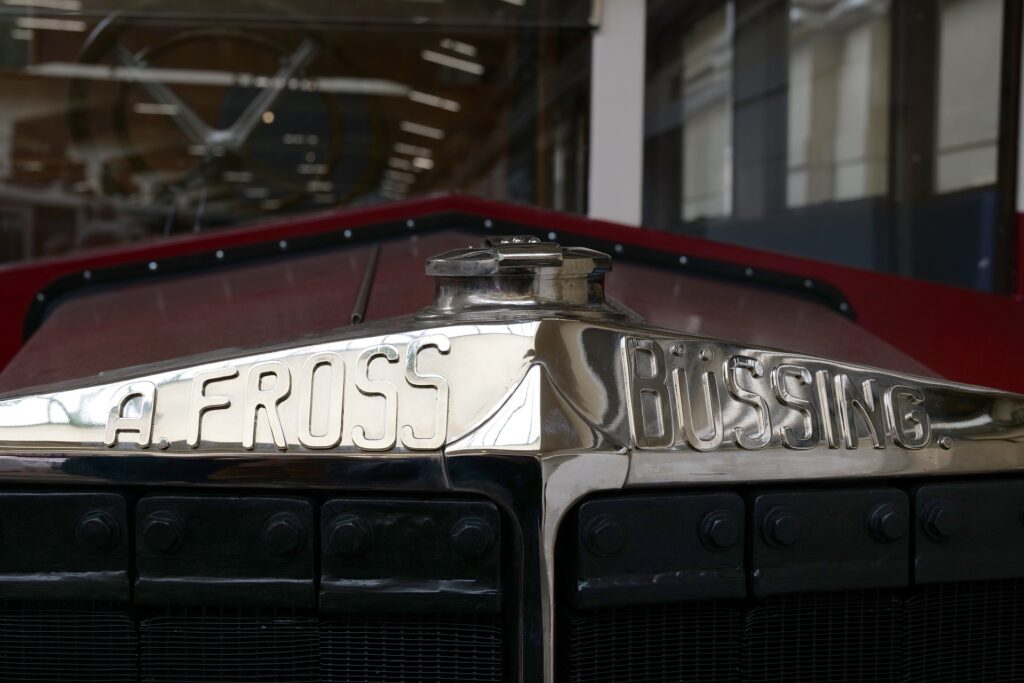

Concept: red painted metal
[[0, 231, 930, 393], [0, 194, 1021, 392]]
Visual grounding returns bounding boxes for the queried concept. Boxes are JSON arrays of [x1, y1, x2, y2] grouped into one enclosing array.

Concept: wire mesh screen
[[742, 590, 903, 683], [559, 580, 1024, 683], [140, 606, 319, 683], [320, 613, 504, 683], [557, 602, 742, 683], [906, 579, 1024, 682], [0, 601, 137, 682]]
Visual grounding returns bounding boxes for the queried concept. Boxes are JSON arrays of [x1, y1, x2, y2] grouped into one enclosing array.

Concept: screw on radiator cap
[[450, 517, 495, 559], [77, 510, 120, 551], [922, 500, 960, 541], [868, 503, 907, 543], [263, 512, 306, 556], [700, 510, 739, 551], [583, 514, 625, 557], [762, 507, 801, 548], [142, 511, 183, 553], [328, 514, 371, 557]]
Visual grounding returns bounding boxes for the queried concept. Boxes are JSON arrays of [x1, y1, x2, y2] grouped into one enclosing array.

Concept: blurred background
[[0, 0, 1016, 294]]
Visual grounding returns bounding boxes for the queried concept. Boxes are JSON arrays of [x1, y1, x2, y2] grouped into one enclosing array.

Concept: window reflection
[[644, 0, 1011, 292], [786, 0, 889, 208], [0, 1, 592, 264], [681, 3, 732, 222], [935, 0, 1003, 193]]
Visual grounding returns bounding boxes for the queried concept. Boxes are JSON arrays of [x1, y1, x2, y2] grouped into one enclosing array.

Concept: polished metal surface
[[0, 239, 1022, 681], [424, 235, 614, 317]]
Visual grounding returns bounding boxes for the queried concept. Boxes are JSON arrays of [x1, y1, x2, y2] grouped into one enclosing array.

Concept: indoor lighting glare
[[412, 157, 434, 171], [440, 38, 478, 58], [133, 102, 179, 116], [420, 50, 484, 76], [393, 142, 432, 157], [409, 90, 461, 112], [385, 169, 416, 184], [15, 16, 85, 31], [4, 0, 81, 9], [399, 121, 445, 140]]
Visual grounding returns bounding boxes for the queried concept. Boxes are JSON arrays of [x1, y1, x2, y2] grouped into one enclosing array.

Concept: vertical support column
[[588, 0, 646, 226]]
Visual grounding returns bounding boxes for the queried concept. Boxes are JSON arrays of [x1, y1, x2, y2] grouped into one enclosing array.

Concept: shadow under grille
[[321, 613, 504, 683], [0, 602, 136, 683], [559, 580, 1024, 683], [140, 606, 319, 683]]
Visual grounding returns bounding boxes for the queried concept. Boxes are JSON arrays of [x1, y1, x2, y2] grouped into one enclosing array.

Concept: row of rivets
[[328, 514, 495, 560], [581, 501, 960, 557], [584, 509, 741, 556], [141, 510, 307, 557]]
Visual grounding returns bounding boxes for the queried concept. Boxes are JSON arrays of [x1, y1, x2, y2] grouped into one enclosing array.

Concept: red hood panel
[[0, 230, 932, 393]]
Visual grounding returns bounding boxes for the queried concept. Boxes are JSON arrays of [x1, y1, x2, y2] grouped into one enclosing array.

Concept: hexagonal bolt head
[[583, 514, 626, 557], [762, 507, 801, 548], [328, 514, 371, 557], [450, 517, 496, 560], [921, 500, 960, 541], [77, 511, 120, 551], [141, 511, 183, 553], [700, 510, 739, 551], [263, 513, 306, 556], [868, 503, 907, 543]]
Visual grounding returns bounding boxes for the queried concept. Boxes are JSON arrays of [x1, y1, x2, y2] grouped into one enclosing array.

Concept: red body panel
[[0, 230, 932, 392], [0, 195, 1018, 391]]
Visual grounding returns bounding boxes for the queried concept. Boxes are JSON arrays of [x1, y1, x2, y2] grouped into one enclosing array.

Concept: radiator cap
[[424, 235, 613, 316]]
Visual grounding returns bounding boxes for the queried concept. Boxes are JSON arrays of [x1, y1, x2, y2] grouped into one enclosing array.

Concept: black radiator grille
[[559, 579, 1024, 683], [0, 602, 136, 683], [743, 590, 903, 683], [140, 607, 319, 683], [906, 579, 1024, 682], [0, 605, 503, 682], [321, 613, 504, 683], [558, 602, 741, 683]]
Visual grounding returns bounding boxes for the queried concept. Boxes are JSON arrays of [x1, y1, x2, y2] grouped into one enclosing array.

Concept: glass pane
[[0, 0, 593, 264], [787, 1, 890, 208], [935, 0, 1003, 193], [644, 0, 1011, 292], [681, 3, 732, 222]]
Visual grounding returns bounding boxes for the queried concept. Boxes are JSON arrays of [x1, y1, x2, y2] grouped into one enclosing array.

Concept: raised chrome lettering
[[815, 370, 841, 449], [242, 361, 291, 451], [726, 355, 771, 450], [401, 336, 451, 451], [353, 345, 400, 451], [771, 364, 819, 450], [674, 366, 724, 452], [296, 352, 345, 450], [623, 338, 672, 448], [104, 381, 156, 448], [885, 384, 930, 449], [834, 375, 885, 449], [186, 368, 238, 448]]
